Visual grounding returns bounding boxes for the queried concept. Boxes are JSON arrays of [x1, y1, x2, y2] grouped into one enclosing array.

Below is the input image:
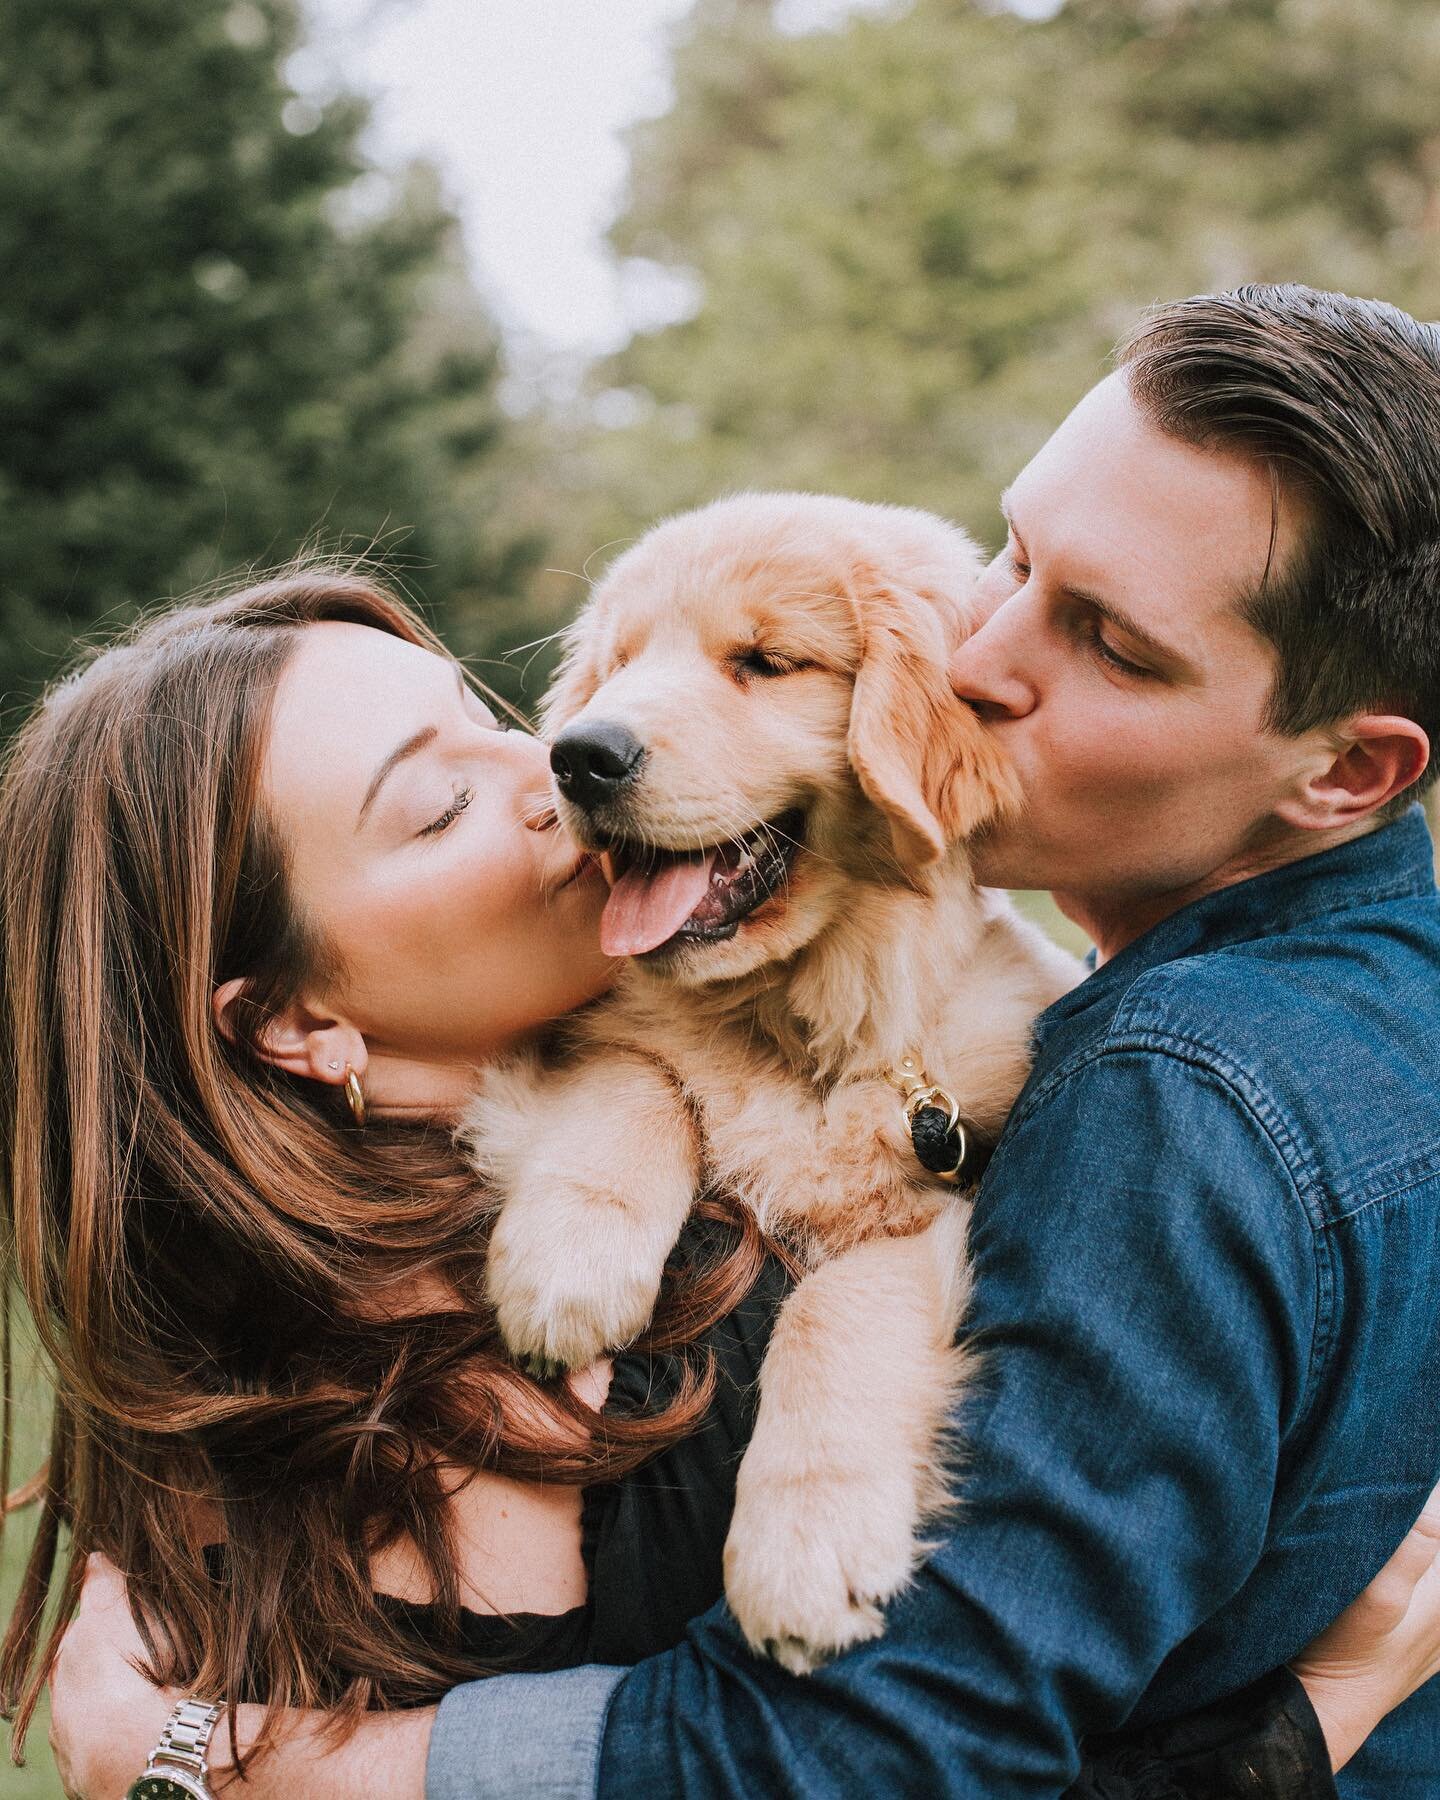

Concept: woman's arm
[[1068, 1482, 1440, 1800], [46, 1485, 1440, 1800], [1292, 1477, 1440, 1771], [46, 1361, 618, 1798], [47, 1556, 434, 1800]]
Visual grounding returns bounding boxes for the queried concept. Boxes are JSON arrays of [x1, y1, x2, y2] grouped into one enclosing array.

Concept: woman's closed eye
[[411, 684, 522, 838], [420, 782, 474, 838]]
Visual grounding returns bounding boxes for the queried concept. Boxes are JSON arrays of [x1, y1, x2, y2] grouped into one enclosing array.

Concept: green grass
[[1010, 888, 1092, 958], [4, 1337, 62, 1800]]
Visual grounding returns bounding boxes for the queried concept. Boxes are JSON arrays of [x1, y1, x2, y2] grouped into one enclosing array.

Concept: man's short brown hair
[[1119, 283, 1440, 808]]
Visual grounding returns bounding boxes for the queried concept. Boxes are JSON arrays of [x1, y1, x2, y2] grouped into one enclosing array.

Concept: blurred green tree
[[555, 0, 1440, 564], [0, 0, 534, 714]]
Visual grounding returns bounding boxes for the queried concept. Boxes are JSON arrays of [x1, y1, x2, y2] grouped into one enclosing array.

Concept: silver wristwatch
[[124, 1697, 223, 1800]]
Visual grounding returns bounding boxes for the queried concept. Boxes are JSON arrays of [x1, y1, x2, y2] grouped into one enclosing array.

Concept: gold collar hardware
[[887, 1053, 968, 1183]]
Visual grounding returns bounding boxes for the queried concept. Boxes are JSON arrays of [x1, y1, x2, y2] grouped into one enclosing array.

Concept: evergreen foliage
[[0, 0, 527, 712]]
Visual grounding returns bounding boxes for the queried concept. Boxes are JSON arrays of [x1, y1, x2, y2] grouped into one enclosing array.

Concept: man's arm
[[428, 1046, 1320, 1798], [59, 1492, 1440, 1800]]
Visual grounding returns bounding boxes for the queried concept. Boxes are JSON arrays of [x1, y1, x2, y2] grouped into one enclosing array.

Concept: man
[[425, 283, 1440, 1796], [53, 284, 1440, 1796]]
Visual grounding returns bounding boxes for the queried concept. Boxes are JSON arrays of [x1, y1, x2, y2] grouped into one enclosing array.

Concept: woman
[[2, 569, 1436, 1798]]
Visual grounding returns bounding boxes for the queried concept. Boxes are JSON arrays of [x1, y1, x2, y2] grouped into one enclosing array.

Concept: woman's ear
[[212, 978, 366, 1087], [847, 580, 1020, 869]]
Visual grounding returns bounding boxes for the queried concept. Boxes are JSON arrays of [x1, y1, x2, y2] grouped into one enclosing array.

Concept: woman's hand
[[1291, 1481, 1440, 1771], [48, 1553, 433, 1800], [48, 1554, 180, 1799]]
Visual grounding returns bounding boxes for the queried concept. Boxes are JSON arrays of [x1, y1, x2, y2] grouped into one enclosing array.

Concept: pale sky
[[300, 0, 892, 357]]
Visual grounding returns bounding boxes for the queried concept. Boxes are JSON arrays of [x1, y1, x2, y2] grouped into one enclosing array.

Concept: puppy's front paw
[[722, 1459, 922, 1674], [486, 1190, 668, 1372]]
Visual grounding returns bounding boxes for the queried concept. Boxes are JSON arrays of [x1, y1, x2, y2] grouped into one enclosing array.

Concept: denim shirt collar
[[1036, 805, 1436, 1049]]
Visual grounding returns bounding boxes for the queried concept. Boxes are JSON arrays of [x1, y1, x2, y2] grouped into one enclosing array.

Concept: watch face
[[126, 1776, 207, 1800]]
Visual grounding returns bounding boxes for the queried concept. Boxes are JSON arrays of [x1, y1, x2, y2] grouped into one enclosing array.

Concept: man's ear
[[847, 579, 1021, 869], [1278, 713, 1431, 831], [212, 978, 366, 1087]]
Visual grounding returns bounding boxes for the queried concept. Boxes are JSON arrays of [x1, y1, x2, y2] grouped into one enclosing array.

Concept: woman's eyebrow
[[357, 725, 439, 828], [356, 665, 471, 830]]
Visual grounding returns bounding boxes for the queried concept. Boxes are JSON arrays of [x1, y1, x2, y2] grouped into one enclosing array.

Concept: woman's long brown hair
[[0, 570, 767, 1764]]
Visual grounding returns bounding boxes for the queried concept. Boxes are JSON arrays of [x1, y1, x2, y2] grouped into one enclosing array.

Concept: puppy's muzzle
[[550, 721, 645, 813]]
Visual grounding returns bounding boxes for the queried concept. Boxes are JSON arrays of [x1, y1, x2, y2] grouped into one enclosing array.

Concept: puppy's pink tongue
[[600, 855, 714, 957]]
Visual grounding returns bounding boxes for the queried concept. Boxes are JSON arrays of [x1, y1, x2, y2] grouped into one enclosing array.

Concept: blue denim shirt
[[427, 808, 1440, 1800]]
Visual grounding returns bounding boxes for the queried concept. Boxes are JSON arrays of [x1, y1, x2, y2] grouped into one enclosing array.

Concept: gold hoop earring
[[343, 1064, 366, 1128]]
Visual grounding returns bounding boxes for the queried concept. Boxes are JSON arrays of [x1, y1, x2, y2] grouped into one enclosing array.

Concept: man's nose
[[947, 613, 1035, 719]]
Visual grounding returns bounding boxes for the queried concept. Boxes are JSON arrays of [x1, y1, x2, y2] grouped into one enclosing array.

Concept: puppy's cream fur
[[464, 493, 1080, 1670]]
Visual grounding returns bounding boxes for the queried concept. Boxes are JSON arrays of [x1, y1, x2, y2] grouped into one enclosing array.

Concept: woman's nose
[[507, 730, 562, 831]]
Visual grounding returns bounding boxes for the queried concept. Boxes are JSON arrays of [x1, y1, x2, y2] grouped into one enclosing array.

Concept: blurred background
[[4, 1, 1439, 1791]]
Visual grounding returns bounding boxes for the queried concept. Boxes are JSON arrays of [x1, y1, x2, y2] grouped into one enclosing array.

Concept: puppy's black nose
[[550, 721, 645, 810]]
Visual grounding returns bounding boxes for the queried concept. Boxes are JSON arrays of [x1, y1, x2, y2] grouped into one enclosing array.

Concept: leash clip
[[888, 1054, 968, 1183]]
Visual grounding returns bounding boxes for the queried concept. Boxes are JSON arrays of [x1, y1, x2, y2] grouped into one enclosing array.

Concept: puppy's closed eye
[[729, 646, 816, 683]]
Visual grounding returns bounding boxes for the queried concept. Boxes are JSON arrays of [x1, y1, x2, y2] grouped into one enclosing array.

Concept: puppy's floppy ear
[[848, 580, 1018, 868], [538, 613, 602, 739]]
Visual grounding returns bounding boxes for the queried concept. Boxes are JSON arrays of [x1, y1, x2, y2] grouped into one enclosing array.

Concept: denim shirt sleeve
[[427, 1665, 626, 1800], [427, 1047, 1318, 1800]]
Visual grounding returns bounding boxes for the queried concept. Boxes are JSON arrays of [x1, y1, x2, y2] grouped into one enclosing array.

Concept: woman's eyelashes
[[419, 783, 475, 838], [411, 693, 517, 838]]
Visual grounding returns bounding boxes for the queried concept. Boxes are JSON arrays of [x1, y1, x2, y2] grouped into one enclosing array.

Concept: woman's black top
[[270, 1222, 1342, 1797]]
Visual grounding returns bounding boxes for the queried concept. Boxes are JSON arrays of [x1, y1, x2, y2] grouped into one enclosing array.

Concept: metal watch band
[[151, 1697, 223, 1779]]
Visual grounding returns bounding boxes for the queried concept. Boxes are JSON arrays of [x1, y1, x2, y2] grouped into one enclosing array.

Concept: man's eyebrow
[[356, 725, 439, 829], [998, 489, 1189, 670]]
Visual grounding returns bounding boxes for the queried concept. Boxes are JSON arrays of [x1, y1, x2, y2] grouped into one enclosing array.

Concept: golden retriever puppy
[[463, 492, 1081, 1671]]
